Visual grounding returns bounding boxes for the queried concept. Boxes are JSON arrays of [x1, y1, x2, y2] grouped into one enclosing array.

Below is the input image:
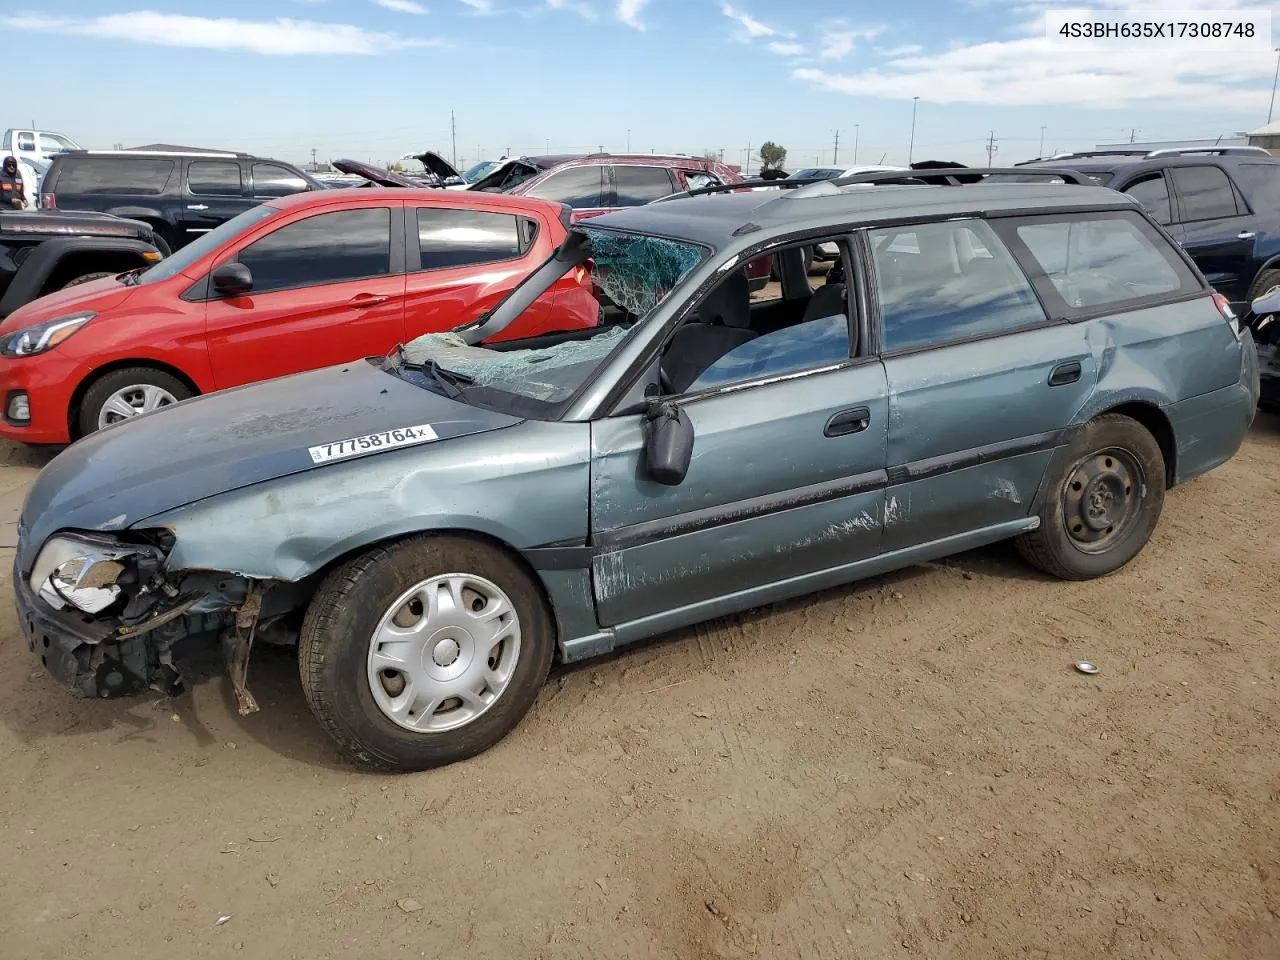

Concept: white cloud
[[719, 3, 792, 39], [767, 41, 805, 56], [793, 1, 1280, 110], [372, 0, 426, 11], [0, 11, 442, 55], [817, 22, 882, 60], [877, 43, 923, 56], [545, 0, 598, 21], [616, 0, 648, 30], [458, 0, 495, 11]]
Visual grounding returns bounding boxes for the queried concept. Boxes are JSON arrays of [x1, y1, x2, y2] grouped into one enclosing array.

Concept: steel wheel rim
[[1062, 445, 1145, 554], [97, 384, 178, 428], [366, 573, 521, 734]]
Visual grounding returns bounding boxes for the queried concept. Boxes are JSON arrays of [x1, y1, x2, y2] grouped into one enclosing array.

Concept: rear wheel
[[1015, 414, 1166, 580], [299, 535, 555, 771], [78, 367, 192, 436]]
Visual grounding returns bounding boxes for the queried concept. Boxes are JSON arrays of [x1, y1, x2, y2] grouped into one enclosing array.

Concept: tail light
[[40, 192, 54, 209], [1212, 292, 1241, 339]]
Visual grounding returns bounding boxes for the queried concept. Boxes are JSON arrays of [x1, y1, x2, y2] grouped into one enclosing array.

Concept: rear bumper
[[1167, 329, 1260, 485]]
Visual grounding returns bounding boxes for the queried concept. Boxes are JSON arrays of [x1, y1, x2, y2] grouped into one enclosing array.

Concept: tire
[[78, 367, 193, 436], [299, 535, 555, 772], [61, 271, 114, 289], [1247, 267, 1280, 308], [1015, 414, 1166, 581]]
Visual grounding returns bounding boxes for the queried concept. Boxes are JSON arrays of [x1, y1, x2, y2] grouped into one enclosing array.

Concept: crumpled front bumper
[[13, 554, 157, 699]]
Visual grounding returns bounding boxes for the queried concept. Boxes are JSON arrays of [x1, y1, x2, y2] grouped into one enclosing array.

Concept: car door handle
[[1238, 231, 1257, 240], [824, 407, 871, 437], [186, 204, 209, 211], [1049, 361, 1082, 386], [348, 294, 390, 306]]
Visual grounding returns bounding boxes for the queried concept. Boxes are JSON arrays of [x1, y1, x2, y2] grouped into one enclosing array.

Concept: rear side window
[[1169, 165, 1241, 221], [16, 132, 34, 153], [251, 163, 309, 198], [235, 207, 391, 294], [524, 165, 605, 209], [415, 207, 524, 270], [53, 157, 174, 195], [1230, 162, 1280, 209], [187, 161, 243, 197], [869, 218, 1047, 353], [613, 165, 676, 205], [1012, 211, 1199, 311], [1123, 174, 1172, 225]]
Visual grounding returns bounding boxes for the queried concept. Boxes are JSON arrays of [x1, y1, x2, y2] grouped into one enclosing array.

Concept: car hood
[[410, 151, 462, 182], [0, 275, 137, 332], [332, 158, 424, 189], [17, 359, 523, 570]]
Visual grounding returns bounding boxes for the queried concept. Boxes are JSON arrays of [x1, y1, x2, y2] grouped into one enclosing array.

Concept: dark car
[[1016, 146, 1280, 311], [0, 209, 164, 319], [40, 149, 325, 252]]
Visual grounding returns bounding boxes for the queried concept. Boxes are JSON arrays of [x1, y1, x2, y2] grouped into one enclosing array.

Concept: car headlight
[[29, 533, 163, 615], [1, 311, 95, 357]]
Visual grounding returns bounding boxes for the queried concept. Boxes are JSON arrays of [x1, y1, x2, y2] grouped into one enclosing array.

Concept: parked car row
[[9, 164, 1261, 772]]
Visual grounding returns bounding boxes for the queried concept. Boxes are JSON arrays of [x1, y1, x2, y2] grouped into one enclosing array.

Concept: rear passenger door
[[180, 160, 250, 241], [1165, 164, 1257, 304], [868, 217, 1097, 552]]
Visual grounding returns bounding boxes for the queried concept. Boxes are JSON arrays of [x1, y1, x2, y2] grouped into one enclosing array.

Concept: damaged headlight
[[29, 534, 165, 615]]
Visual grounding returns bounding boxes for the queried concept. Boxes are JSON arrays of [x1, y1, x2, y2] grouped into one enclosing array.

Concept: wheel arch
[[1092, 400, 1177, 487], [68, 359, 202, 440]]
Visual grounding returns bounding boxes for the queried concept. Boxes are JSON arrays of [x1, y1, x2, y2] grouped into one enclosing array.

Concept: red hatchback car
[[0, 188, 593, 444]]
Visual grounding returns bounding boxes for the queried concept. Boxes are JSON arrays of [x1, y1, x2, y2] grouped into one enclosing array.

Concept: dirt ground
[[1, 414, 1278, 960]]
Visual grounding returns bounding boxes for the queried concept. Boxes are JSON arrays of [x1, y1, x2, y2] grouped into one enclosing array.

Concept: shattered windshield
[[393, 227, 709, 415], [463, 160, 498, 182]]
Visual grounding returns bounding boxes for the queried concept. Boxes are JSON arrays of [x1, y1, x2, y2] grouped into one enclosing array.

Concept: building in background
[[1246, 124, 1280, 156]]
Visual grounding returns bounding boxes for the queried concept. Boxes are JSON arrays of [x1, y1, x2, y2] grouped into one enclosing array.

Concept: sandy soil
[[0, 415, 1278, 960]]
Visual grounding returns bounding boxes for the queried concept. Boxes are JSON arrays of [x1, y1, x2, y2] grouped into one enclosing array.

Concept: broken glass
[[581, 228, 706, 319]]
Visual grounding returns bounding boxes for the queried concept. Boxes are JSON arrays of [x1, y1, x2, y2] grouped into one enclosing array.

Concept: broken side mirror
[[1251, 286, 1280, 317], [212, 262, 253, 298], [643, 400, 694, 486]]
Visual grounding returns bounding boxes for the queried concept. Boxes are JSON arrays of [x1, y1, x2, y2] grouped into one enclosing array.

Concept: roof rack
[[1143, 145, 1271, 157]]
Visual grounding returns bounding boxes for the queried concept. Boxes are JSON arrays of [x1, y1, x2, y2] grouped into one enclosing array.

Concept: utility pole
[[1038, 126, 1046, 157], [1269, 46, 1280, 123], [450, 110, 457, 168], [985, 131, 999, 167], [833, 129, 840, 164], [1128, 127, 1137, 143], [311, 148, 317, 168], [853, 124, 859, 163], [626, 129, 631, 152], [745, 141, 751, 176], [908, 96, 920, 164]]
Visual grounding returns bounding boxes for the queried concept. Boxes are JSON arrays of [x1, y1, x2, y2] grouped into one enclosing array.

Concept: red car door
[[204, 203, 406, 389]]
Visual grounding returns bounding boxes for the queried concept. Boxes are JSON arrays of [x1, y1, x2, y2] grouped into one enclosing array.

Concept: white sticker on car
[[308, 424, 439, 465]]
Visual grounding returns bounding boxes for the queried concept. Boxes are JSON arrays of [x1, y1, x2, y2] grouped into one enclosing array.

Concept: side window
[[1013, 212, 1198, 310], [684, 171, 723, 191], [43, 134, 76, 152], [416, 207, 523, 270], [524, 165, 605, 209], [251, 163, 309, 199], [1169, 165, 1241, 222], [55, 158, 173, 195], [869, 219, 1046, 353], [1230, 162, 1280, 210], [16, 132, 35, 153], [613, 166, 676, 205], [235, 208, 391, 294], [663, 239, 855, 395], [187, 161, 243, 197], [2, 131, 11, 150], [1123, 173, 1172, 225]]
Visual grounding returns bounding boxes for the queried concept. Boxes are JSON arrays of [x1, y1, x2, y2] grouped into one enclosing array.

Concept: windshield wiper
[[394, 347, 474, 399]]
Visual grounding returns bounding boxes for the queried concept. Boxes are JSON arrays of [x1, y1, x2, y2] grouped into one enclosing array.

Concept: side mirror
[[1251, 285, 1280, 317], [643, 401, 694, 486], [212, 262, 253, 298]]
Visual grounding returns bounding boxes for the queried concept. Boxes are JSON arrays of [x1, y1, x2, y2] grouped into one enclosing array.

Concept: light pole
[[627, 129, 631, 152], [1269, 47, 1280, 123], [853, 123, 860, 163], [908, 96, 920, 164], [1039, 125, 1046, 157]]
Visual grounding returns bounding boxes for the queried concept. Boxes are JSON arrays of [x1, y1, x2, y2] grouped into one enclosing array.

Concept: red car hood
[[0, 275, 138, 333]]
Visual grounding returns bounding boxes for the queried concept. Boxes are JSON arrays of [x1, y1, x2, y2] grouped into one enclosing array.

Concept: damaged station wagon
[[15, 168, 1261, 771]]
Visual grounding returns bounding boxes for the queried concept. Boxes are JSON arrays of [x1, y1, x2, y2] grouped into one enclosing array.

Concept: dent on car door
[[204, 205, 407, 388], [588, 239, 888, 629], [867, 218, 1097, 552]]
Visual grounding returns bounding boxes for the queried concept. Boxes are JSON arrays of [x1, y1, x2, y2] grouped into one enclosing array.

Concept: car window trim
[[193, 204, 405, 300], [862, 216, 1055, 356], [406, 205, 533, 274], [990, 209, 1206, 322]]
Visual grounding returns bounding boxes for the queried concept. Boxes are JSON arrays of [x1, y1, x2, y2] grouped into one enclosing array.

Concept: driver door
[[588, 241, 889, 627]]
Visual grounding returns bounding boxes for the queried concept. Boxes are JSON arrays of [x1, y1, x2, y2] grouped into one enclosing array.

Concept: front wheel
[[1015, 414, 1166, 580], [299, 535, 555, 771], [78, 366, 193, 436]]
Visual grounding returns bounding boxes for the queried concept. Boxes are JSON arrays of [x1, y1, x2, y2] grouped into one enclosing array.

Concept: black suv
[[40, 150, 325, 252], [0, 209, 163, 318], [1016, 146, 1280, 311]]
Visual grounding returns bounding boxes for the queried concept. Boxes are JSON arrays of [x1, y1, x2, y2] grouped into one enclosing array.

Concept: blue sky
[[4, 0, 1280, 171]]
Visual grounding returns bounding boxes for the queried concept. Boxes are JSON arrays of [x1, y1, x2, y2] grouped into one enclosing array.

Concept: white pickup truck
[[2, 128, 83, 164]]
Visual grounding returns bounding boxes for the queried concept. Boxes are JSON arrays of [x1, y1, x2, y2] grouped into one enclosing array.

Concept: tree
[[759, 141, 787, 171]]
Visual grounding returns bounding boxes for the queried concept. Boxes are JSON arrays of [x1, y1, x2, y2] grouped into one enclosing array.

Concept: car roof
[[1019, 150, 1280, 180], [263, 185, 569, 218], [581, 183, 1137, 248]]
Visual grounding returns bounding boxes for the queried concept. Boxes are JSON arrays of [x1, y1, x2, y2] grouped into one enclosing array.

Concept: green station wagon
[[15, 168, 1261, 771]]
